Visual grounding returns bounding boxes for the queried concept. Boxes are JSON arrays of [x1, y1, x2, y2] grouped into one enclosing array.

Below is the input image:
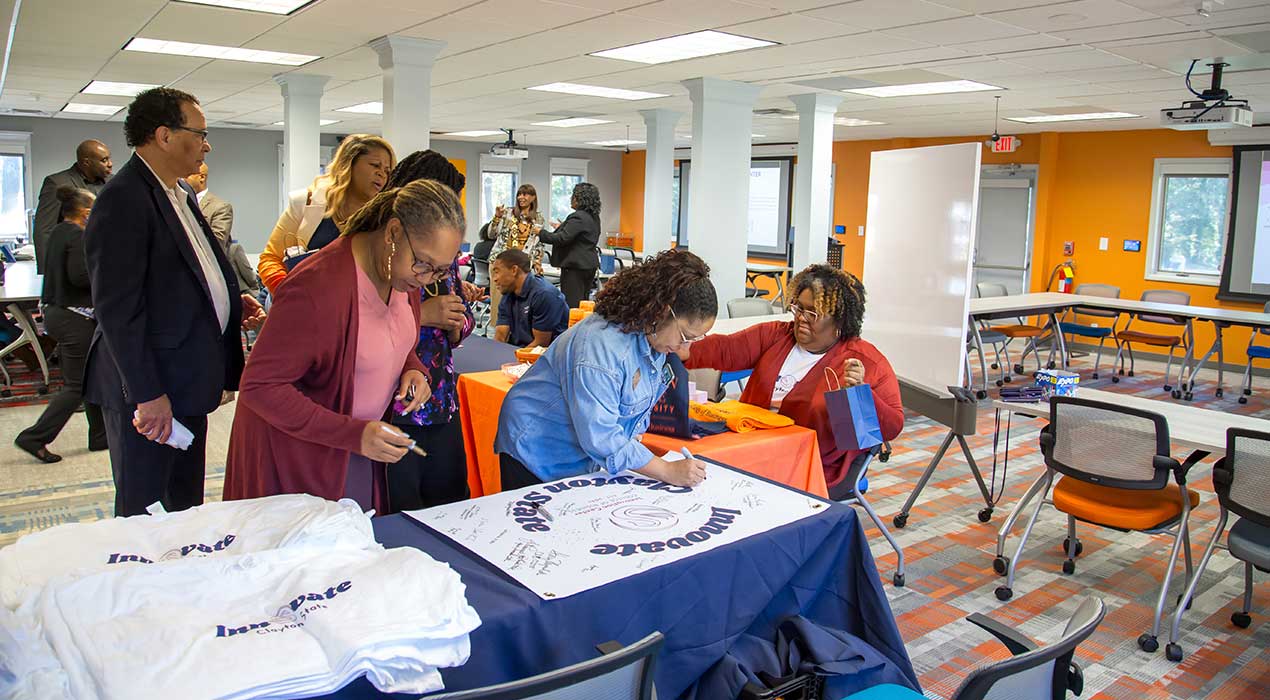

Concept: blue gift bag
[[823, 368, 883, 452]]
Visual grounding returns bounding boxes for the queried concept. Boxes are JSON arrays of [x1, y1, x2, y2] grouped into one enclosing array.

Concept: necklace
[[423, 280, 442, 296]]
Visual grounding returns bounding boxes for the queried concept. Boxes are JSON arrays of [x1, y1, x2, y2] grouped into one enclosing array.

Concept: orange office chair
[[994, 397, 1201, 655], [976, 282, 1046, 381], [1111, 290, 1192, 395]]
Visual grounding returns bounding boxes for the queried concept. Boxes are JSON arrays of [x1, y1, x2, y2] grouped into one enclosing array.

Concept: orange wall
[[619, 150, 645, 251]]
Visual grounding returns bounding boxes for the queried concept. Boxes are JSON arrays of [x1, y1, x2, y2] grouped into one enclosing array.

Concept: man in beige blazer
[[185, 162, 233, 253]]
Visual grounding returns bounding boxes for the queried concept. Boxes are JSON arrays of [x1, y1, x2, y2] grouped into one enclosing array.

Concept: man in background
[[33, 140, 112, 272], [491, 248, 568, 350], [185, 162, 233, 253]]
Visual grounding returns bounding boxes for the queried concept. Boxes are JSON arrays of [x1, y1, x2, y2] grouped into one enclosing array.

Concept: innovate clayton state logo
[[215, 581, 352, 638], [106, 534, 236, 565]]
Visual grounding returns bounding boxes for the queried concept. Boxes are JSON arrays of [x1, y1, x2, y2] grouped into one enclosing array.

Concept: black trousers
[[387, 418, 470, 512], [558, 268, 597, 309], [499, 452, 543, 490], [103, 409, 208, 517], [16, 306, 106, 450]]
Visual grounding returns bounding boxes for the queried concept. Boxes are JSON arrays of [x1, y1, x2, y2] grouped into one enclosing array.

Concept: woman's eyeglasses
[[668, 307, 707, 344], [789, 303, 821, 323]]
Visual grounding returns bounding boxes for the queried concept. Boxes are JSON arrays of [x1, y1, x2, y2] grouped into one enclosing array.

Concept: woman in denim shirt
[[495, 249, 717, 489]]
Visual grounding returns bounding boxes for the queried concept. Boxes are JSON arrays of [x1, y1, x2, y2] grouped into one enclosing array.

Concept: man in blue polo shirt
[[492, 249, 569, 349]]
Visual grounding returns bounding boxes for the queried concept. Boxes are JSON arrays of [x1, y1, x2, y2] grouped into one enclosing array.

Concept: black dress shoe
[[88, 440, 108, 452], [14, 439, 62, 463]]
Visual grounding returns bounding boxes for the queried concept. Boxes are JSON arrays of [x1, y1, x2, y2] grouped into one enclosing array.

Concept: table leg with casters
[[1, 302, 49, 393], [893, 429, 994, 529], [1182, 320, 1228, 400]]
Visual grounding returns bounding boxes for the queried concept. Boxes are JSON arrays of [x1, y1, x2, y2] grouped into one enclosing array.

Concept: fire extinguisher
[[1046, 261, 1076, 293]]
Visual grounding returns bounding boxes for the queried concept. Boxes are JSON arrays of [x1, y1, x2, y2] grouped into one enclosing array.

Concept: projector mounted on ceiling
[[1161, 60, 1254, 130], [490, 129, 529, 159]]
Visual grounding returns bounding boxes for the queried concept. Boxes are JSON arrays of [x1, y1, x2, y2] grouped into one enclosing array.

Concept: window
[[479, 154, 521, 225], [0, 131, 32, 242], [670, 165, 681, 240], [1146, 158, 1231, 285], [548, 158, 588, 224]]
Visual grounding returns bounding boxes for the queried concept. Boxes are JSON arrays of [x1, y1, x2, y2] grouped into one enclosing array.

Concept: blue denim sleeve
[[563, 361, 655, 475]]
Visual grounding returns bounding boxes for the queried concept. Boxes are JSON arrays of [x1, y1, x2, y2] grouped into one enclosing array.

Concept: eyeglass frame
[[668, 307, 707, 345], [396, 226, 452, 280], [788, 302, 821, 323], [171, 125, 209, 142]]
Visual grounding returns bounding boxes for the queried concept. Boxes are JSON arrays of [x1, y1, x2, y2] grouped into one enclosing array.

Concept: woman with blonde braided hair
[[679, 264, 904, 490], [224, 180, 465, 511], [495, 248, 717, 489]]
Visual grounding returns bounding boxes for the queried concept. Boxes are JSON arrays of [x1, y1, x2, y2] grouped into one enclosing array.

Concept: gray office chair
[[976, 282, 1046, 381], [1167, 427, 1270, 661], [841, 598, 1105, 700], [726, 297, 777, 319], [1058, 283, 1121, 379], [966, 326, 1008, 398], [424, 631, 663, 700], [829, 445, 906, 587], [1237, 301, 1270, 404], [610, 246, 638, 267], [1112, 290, 1192, 396], [471, 256, 492, 335]]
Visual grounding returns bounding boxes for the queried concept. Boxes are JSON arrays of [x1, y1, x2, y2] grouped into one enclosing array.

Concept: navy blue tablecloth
[[325, 496, 917, 699], [452, 334, 516, 375]]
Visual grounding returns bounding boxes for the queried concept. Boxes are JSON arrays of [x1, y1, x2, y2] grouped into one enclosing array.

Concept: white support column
[[790, 92, 842, 271], [682, 78, 761, 307], [274, 73, 329, 196], [639, 108, 680, 254], [369, 35, 445, 156]]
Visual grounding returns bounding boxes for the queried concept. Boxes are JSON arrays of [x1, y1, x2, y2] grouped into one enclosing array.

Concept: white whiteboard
[[861, 142, 982, 397]]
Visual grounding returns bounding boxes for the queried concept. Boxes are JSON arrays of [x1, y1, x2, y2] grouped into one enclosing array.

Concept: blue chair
[[1058, 283, 1121, 379], [841, 598, 1104, 700], [1237, 302, 1270, 404]]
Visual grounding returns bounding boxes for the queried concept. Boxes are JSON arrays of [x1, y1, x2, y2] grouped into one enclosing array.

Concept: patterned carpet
[[0, 352, 1266, 699]]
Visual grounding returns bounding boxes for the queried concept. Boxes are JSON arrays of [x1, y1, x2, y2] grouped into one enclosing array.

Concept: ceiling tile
[[1049, 17, 1191, 43], [617, 0, 783, 30], [987, 0, 1158, 32], [1004, 46, 1139, 70], [882, 15, 1035, 45], [136, 2, 285, 45], [1100, 35, 1254, 70], [801, 0, 968, 30], [720, 13, 865, 43]]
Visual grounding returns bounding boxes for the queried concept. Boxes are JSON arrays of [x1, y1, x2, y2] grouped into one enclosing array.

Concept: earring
[[836, 329, 841, 338], [385, 238, 396, 281]]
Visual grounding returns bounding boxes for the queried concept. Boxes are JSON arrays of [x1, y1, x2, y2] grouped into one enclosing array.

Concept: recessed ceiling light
[[176, 0, 313, 14], [273, 119, 339, 126], [527, 83, 668, 101], [125, 37, 319, 66], [442, 130, 505, 137], [1006, 112, 1140, 123], [587, 139, 645, 146], [590, 30, 776, 64], [82, 81, 158, 97], [62, 103, 123, 116], [336, 101, 383, 114], [844, 80, 1002, 97], [531, 117, 614, 128]]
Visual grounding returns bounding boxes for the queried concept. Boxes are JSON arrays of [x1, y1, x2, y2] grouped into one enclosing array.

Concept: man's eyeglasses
[[789, 303, 821, 323], [668, 307, 707, 344], [172, 126, 209, 142]]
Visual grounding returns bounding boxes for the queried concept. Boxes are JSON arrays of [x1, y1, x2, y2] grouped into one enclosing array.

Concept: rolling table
[[0, 260, 50, 395], [745, 263, 792, 306]]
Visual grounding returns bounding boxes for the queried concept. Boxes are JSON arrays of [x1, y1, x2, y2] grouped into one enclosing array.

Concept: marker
[[530, 501, 554, 522], [381, 425, 428, 458], [681, 447, 705, 481]]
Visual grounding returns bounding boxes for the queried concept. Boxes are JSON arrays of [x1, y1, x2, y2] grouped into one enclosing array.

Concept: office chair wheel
[[1003, 376, 1013, 384], [1128, 370, 1135, 377], [991, 362, 999, 370], [992, 556, 1008, 576], [37, 384, 48, 395], [1063, 538, 1083, 557], [1164, 384, 1172, 392], [1062, 560, 1075, 575], [1138, 634, 1159, 653], [977, 507, 993, 523], [1172, 390, 1182, 399], [1239, 397, 1249, 404], [976, 389, 987, 400], [1166, 643, 1183, 662], [1184, 392, 1194, 401], [893, 513, 909, 529], [1092, 372, 1099, 379], [1232, 612, 1251, 629], [1013, 363, 1025, 375], [1046, 361, 1056, 369], [1215, 388, 1224, 398], [995, 379, 1004, 387], [1175, 594, 1192, 611], [892, 572, 905, 587], [1112, 376, 1120, 383], [995, 586, 1013, 601], [0, 389, 9, 398]]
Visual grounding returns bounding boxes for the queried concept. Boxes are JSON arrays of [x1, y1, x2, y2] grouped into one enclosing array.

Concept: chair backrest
[[1041, 396, 1176, 490], [956, 598, 1105, 700], [1138, 289, 1190, 326], [1216, 428, 1270, 528], [424, 632, 663, 700], [727, 297, 776, 319], [976, 282, 1008, 299], [1072, 284, 1120, 319], [611, 246, 638, 264], [473, 257, 490, 287]]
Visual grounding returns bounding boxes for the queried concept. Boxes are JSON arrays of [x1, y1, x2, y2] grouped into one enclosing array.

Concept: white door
[[973, 166, 1036, 295]]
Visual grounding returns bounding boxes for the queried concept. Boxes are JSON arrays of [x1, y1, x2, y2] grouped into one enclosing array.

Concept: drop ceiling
[[1, 0, 1268, 149]]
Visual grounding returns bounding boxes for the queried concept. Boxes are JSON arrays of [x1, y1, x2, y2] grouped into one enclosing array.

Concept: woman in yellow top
[[257, 134, 395, 293], [486, 184, 545, 313]]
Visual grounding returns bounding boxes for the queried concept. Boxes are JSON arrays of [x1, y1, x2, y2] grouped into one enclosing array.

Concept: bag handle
[[823, 366, 842, 392]]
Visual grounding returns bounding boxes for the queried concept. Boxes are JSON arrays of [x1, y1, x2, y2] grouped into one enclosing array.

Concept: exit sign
[[987, 135, 1021, 153]]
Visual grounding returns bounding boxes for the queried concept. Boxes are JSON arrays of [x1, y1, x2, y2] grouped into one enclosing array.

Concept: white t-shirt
[[771, 344, 827, 409]]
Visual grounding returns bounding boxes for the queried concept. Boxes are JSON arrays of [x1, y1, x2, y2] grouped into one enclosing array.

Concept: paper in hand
[[131, 411, 195, 450]]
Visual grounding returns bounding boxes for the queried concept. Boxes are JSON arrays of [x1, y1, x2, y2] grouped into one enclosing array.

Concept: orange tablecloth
[[456, 369, 829, 499]]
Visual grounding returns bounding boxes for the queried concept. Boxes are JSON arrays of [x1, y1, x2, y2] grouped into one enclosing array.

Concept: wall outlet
[[857, 225, 864, 237], [1098, 237, 1109, 251]]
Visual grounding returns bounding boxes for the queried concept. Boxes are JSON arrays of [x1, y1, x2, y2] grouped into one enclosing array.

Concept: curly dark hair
[[571, 182, 600, 219], [124, 87, 199, 148], [387, 149, 466, 194], [594, 249, 716, 333], [789, 264, 866, 340]]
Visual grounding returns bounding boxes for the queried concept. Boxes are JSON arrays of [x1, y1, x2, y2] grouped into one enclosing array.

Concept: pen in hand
[[380, 424, 428, 458]]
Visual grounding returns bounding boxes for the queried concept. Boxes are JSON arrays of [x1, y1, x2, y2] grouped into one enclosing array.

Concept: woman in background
[[539, 182, 601, 309], [487, 184, 543, 313], [256, 134, 395, 293], [14, 186, 106, 463]]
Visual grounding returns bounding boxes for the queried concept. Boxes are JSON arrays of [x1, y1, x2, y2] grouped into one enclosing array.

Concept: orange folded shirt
[[689, 400, 793, 433]]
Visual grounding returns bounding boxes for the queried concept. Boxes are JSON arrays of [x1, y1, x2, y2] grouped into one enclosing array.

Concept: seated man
[[491, 249, 568, 349]]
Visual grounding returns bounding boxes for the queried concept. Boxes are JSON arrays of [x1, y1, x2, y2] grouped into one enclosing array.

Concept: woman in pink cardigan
[[223, 180, 464, 511], [680, 265, 904, 489]]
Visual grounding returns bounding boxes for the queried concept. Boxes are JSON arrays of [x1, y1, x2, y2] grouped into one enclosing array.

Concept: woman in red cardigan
[[223, 180, 465, 511], [681, 265, 904, 489]]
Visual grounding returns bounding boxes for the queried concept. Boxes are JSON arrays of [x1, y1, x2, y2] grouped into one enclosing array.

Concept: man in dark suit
[[33, 140, 112, 272], [84, 87, 266, 517], [185, 162, 234, 253]]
